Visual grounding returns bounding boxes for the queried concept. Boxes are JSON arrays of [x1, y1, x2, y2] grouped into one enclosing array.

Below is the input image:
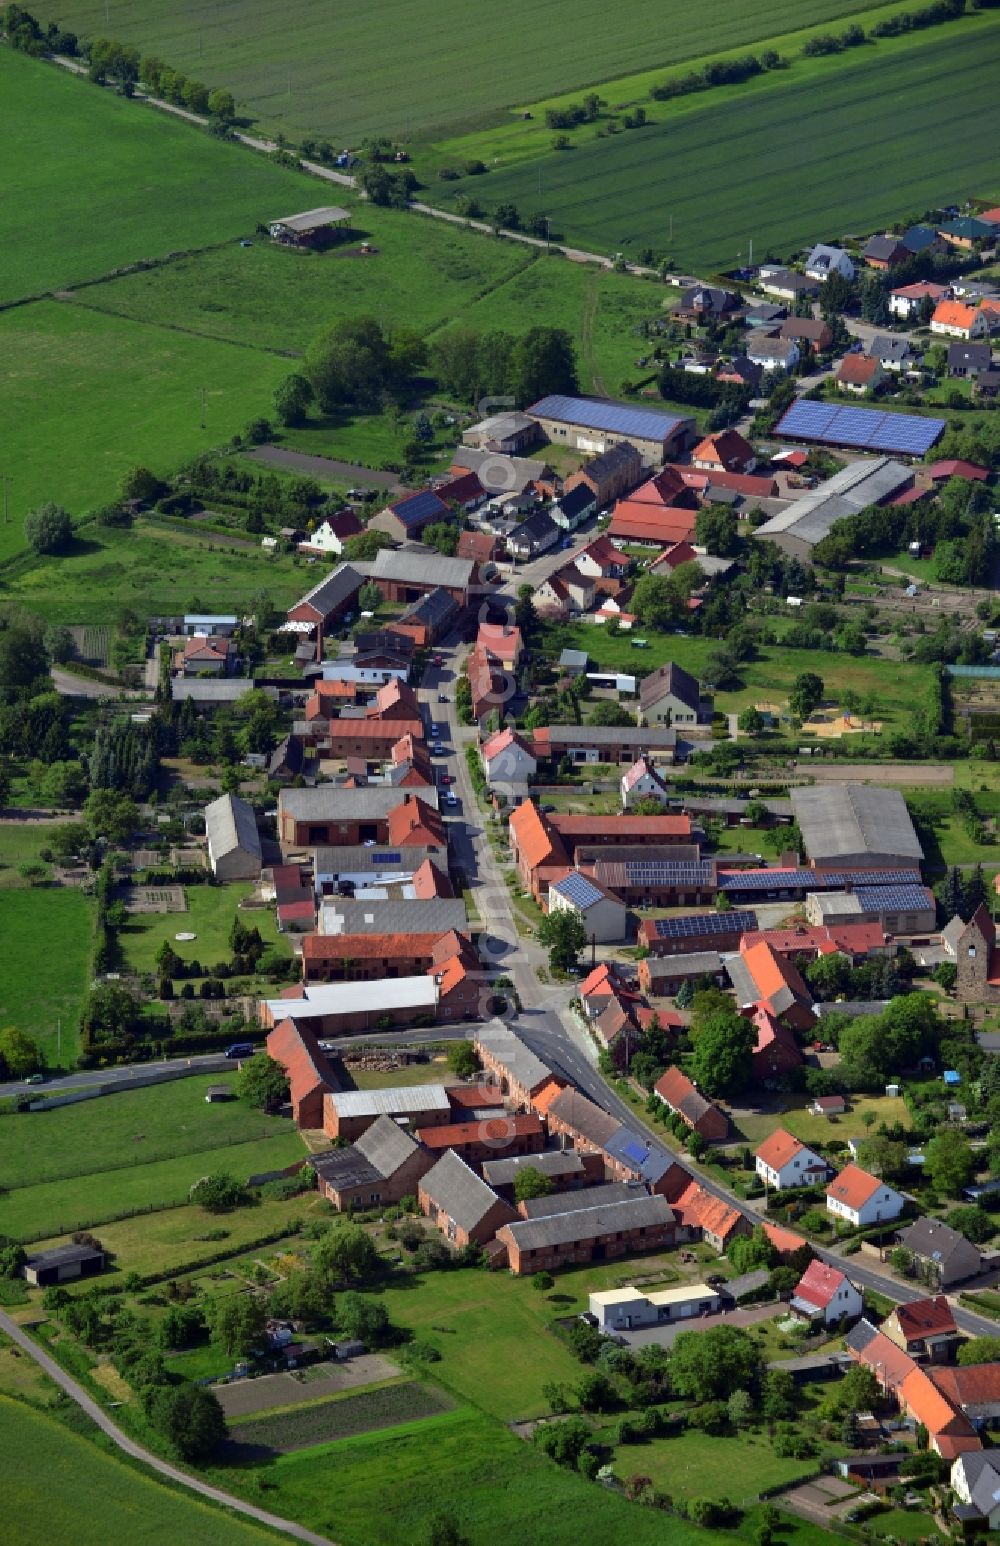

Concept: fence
[[26, 1061, 227, 1114]]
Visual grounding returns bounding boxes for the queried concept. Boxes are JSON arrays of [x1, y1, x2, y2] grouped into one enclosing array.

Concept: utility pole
[[200, 386, 207, 430]]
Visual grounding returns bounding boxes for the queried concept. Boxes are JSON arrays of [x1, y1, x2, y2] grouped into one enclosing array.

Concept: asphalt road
[[0, 1308, 335, 1546]]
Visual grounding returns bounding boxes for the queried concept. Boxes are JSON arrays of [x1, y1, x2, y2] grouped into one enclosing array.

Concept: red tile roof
[[649, 540, 698, 573], [669, 465, 779, 498], [386, 794, 446, 848], [691, 428, 757, 473], [477, 622, 522, 663], [265, 1017, 335, 1120], [901, 1368, 980, 1454], [550, 813, 692, 840], [740, 940, 813, 1010], [671, 1180, 743, 1243], [416, 1113, 544, 1148], [926, 459, 989, 482], [763, 1221, 807, 1259], [932, 299, 979, 331], [509, 801, 564, 870], [892, 1296, 957, 1343], [837, 354, 882, 385], [755, 1126, 808, 1171], [853, 1329, 922, 1394], [826, 1163, 883, 1211], [410, 857, 453, 899], [303, 932, 444, 963], [795, 1259, 853, 1310], [579, 535, 623, 569]]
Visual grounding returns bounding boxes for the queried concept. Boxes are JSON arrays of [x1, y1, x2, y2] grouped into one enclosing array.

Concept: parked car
[[24, 1072, 46, 1085], [444, 790, 459, 807], [430, 722, 442, 736], [431, 742, 445, 756], [225, 1042, 254, 1060], [438, 692, 448, 703]]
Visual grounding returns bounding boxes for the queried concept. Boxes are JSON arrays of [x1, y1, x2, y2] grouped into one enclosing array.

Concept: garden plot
[[226, 1382, 453, 1454], [124, 885, 187, 913], [215, 1355, 400, 1419]]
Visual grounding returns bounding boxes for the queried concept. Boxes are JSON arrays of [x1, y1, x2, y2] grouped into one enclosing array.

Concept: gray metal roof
[[518, 1181, 642, 1219], [641, 951, 724, 981], [421, 1149, 506, 1231], [279, 786, 439, 821], [371, 547, 473, 590], [639, 661, 701, 713], [355, 1114, 423, 1176], [205, 792, 261, 864], [754, 457, 913, 550], [318, 898, 467, 935], [897, 1216, 982, 1272], [312, 844, 441, 876], [398, 587, 460, 628], [790, 783, 923, 864], [328, 1085, 451, 1119], [24, 1242, 104, 1268], [546, 1087, 622, 1147], [274, 206, 350, 232], [310, 1148, 383, 1190], [541, 725, 677, 748], [474, 1023, 552, 1093], [500, 1193, 673, 1250], [171, 679, 260, 703], [451, 447, 548, 493], [292, 563, 364, 617], [481, 1150, 587, 1186]]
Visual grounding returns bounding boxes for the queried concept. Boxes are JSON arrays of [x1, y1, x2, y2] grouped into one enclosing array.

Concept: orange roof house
[[826, 1163, 904, 1226], [670, 1179, 747, 1250], [900, 1369, 981, 1459], [607, 468, 698, 546], [931, 299, 988, 339], [653, 1066, 728, 1141], [386, 794, 446, 848], [477, 622, 523, 667], [265, 1017, 337, 1129], [411, 856, 453, 898], [836, 354, 883, 393], [750, 1004, 805, 1083], [731, 940, 815, 1032], [763, 1221, 808, 1260], [691, 429, 757, 474], [508, 800, 568, 900], [754, 1126, 826, 1189]]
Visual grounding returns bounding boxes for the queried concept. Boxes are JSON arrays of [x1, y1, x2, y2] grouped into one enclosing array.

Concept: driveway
[[614, 1301, 782, 1350]]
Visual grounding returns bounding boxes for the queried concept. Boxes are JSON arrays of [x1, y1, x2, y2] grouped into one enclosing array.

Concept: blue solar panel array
[[373, 852, 402, 863], [529, 394, 684, 441], [394, 489, 447, 528], [649, 910, 759, 939], [777, 400, 945, 457], [720, 868, 921, 893], [619, 861, 715, 883], [854, 884, 931, 914], [552, 871, 604, 909]]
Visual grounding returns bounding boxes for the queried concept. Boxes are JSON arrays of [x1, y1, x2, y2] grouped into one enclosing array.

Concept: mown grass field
[[0, 1074, 294, 1190], [0, 1396, 276, 1546], [542, 621, 935, 735], [0, 49, 318, 306], [730, 1092, 912, 1148], [0, 302, 293, 549], [0, 1131, 306, 1242], [0, 518, 310, 625], [0, 886, 92, 1066], [211, 1405, 745, 1546], [121, 886, 290, 977], [49, 0, 881, 143], [437, 21, 1000, 271]]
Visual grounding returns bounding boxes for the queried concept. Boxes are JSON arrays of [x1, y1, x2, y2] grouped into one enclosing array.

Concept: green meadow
[[0, 884, 92, 1066], [0, 47, 318, 305]]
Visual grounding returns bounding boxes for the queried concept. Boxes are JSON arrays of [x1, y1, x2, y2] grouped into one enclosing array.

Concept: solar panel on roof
[[854, 885, 931, 912], [777, 401, 945, 456], [650, 910, 758, 938], [720, 867, 920, 891], [618, 1136, 649, 1165], [620, 862, 714, 881], [395, 489, 445, 526], [553, 871, 603, 909], [530, 394, 682, 441]]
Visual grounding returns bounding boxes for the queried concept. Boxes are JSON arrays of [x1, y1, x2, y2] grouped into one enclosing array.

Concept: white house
[[930, 300, 990, 341], [205, 792, 262, 882], [889, 281, 949, 321], [805, 244, 855, 283], [480, 726, 537, 789], [826, 1163, 905, 1228], [951, 1452, 1000, 1529], [298, 512, 362, 557], [746, 332, 801, 373], [620, 757, 670, 810], [790, 1260, 863, 1326], [754, 1127, 828, 1191], [547, 869, 627, 945]]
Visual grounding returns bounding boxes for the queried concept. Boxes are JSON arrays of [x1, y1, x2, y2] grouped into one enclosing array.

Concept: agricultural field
[[436, 21, 1000, 272], [0, 302, 292, 550], [121, 885, 290, 978], [49, 0, 882, 144], [227, 1382, 453, 1453], [0, 518, 309, 625], [0, 1074, 294, 1190], [0, 48, 317, 306], [0, 1396, 275, 1546], [0, 885, 93, 1066], [0, 1130, 306, 1243]]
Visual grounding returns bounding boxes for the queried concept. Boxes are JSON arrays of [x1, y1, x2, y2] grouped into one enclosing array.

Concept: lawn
[[347, 1055, 453, 1091], [0, 48, 319, 306], [614, 1425, 822, 1505], [0, 303, 293, 552], [209, 1405, 752, 1546], [0, 1395, 276, 1546], [542, 621, 934, 736], [0, 886, 93, 1066], [49, 0, 882, 144], [0, 518, 309, 625], [435, 20, 1000, 273], [120, 885, 290, 977], [0, 1132, 307, 1243], [731, 1092, 912, 1148], [30, 1197, 315, 1282], [0, 1074, 295, 1190]]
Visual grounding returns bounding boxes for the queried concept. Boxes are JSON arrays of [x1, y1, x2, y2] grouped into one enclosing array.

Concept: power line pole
[[200, 387, 207, 430]]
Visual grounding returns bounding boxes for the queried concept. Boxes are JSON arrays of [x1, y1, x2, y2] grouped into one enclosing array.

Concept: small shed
[[331, 1338, 366, 1361], [268, 207, 352, 248], [23, 1242, 105, 1287], [205, 1084, 233, 1103]]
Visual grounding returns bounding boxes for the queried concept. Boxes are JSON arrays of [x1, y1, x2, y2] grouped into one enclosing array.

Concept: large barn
[[790, 784, 924, 872]]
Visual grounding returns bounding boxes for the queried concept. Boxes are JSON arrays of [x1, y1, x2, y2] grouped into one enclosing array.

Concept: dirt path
[[244, 446, 401, 489], [0, 1308, 335, 1545]]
